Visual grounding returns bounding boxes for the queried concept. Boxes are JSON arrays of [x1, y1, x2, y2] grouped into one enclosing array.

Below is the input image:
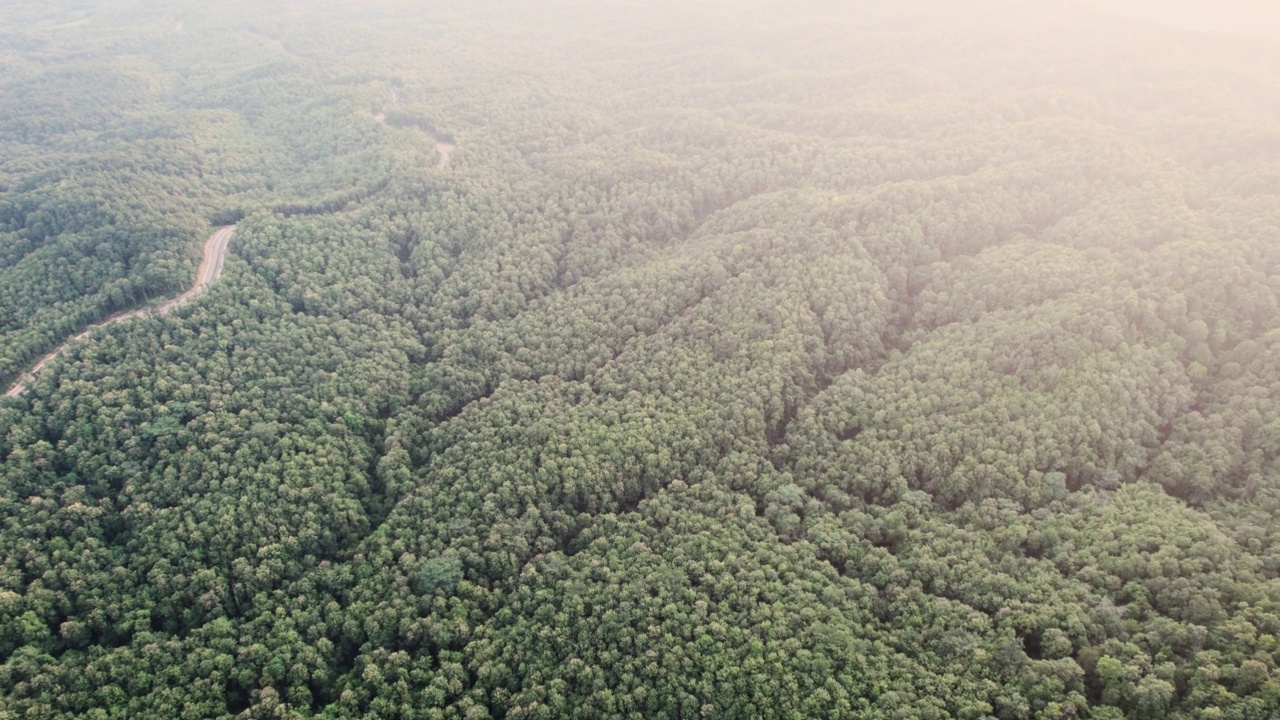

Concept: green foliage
[[415, 556, 463, 596], [2, 1, 1280, 719]]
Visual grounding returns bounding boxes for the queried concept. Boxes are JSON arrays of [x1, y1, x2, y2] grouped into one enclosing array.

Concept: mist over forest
[[1092, 0, 1280, 38], [2, 1, 1280, 718]]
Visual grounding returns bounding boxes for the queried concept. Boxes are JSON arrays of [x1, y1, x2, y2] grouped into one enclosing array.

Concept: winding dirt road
[[433, 140, 455, 170], [4, 225, 236, 398], [371, 95, 455, 169], [373, 109, 454, 170], [6, 115, 456, 399]]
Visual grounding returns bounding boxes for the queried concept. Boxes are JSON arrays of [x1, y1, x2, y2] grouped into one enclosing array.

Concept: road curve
[[373, 111, 454, 170], [4, 225, 237, 398], [6, 124, 451, 399], [434, 140, 455, 170]]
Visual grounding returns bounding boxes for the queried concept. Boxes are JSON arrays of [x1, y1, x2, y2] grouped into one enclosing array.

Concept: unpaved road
[[6, 118, 453, 399], [433, 140, 454, 170], [5, 225, 236, 398], [373, 111, 454, 170]]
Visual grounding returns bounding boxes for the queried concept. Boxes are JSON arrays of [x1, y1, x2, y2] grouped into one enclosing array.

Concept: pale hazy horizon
[[1091, 0, 1280, 38]]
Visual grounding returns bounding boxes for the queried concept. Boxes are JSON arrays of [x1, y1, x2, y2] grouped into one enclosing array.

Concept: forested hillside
[[0, 0, 418, 388], [2, 1, 1280, 718]]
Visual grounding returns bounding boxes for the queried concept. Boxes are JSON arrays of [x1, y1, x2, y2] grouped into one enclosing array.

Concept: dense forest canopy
[[2, 0, 1280, 718]]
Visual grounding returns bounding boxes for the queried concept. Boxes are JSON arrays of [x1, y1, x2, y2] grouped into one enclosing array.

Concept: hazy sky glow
[[1091, 0, 1280, 38]]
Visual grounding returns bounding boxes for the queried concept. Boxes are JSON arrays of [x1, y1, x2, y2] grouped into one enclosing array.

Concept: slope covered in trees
[[0, 0, 419, 389], [2, 1, 1280, 718]]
